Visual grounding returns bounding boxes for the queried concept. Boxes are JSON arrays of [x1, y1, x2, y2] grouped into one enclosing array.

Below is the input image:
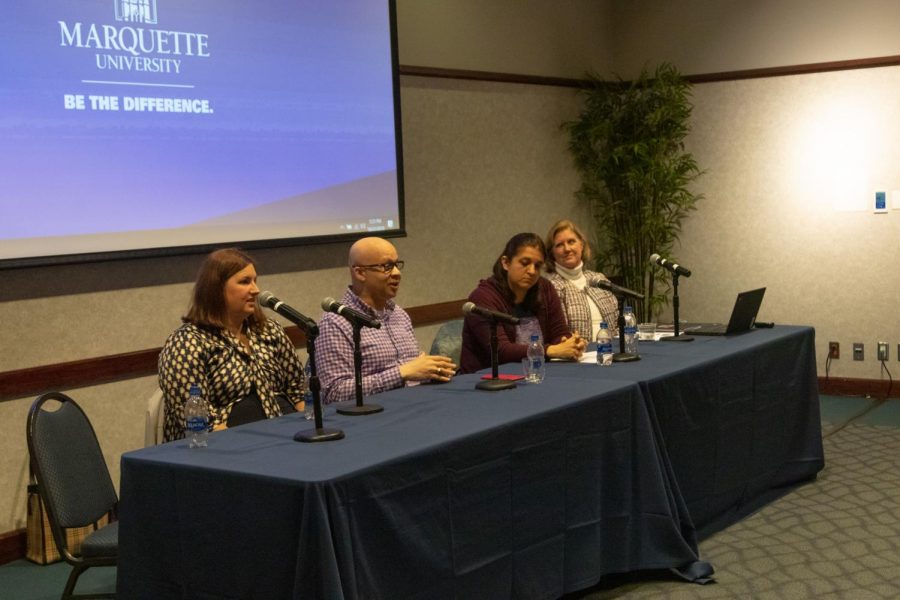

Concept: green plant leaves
[[563, 63, 703, 322]]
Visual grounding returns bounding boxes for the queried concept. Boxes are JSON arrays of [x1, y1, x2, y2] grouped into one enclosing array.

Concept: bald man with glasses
[[316, 237, 457, 404]]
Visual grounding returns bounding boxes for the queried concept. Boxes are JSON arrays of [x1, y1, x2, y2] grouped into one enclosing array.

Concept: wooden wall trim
[[404, 299, 464, 324], [400, 56, 900, 88], [0, 529, 25, 566], [0, 348, 163, 402], [0, 299, 466, 403], [818, 376, 898, 399], [685, 55, 900, 84], [399, 64, 584, 88]]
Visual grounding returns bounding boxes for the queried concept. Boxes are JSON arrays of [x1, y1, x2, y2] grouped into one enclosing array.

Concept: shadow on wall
[[0, 240, 356, 303]]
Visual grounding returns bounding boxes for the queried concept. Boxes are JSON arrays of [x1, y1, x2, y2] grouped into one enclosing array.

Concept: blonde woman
[[544, 219, 619, 340]]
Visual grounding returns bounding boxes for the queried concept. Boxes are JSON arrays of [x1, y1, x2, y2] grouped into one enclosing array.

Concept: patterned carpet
[[573, 400, 900, 599]]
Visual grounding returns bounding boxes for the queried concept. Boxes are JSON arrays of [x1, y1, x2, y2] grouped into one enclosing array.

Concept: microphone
[[321, 297, 381, 329], [650, 253, 691, 277], [462, 301, 520, 325], [258, 291, 318, 332], [588, 277, 645, 300]]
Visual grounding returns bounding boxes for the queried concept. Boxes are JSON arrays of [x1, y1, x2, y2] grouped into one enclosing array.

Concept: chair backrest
[[429, 319, 464, 367], [144, 388, 165, 446], [27, 393, 118, 545]]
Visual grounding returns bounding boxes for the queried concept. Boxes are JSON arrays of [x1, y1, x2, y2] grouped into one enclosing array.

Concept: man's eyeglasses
[[354, 261, 404, 273]]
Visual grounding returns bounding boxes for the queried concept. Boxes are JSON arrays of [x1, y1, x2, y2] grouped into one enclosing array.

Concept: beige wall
[[397, 0, 614, 78], [675, 67, 900, 378], [611, 0, 900, 78], [605, 0, 900, 377]]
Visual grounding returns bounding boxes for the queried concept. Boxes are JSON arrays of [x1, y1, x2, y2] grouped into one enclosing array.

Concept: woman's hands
[[546, 332, 587, 361]]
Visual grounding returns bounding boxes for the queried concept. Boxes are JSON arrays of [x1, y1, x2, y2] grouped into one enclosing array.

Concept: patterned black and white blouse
[[158, 319, 305, 442]]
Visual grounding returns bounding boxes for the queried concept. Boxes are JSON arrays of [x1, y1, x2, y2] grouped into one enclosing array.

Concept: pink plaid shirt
[[315, 288, 420, 404]]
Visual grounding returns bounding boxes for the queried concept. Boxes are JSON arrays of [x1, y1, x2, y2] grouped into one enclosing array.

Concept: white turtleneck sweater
[[555, 262, 604, 340]]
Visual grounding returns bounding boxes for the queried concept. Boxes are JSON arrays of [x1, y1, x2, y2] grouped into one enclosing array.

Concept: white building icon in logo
[[115, 0, 158, 25]]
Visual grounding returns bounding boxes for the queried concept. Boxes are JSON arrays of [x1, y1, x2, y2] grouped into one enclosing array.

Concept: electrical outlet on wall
[[877, 342, 889, 361], [828, 342, 839, 359], [853, 343, 864, 361]]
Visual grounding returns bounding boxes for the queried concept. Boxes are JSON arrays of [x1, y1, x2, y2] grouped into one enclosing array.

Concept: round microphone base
[[612, 352, 640, 362], [475, 378, 517, 391], [335, 401, 384, 416], [660, 334, 695, 342], [294, 427, 345, 443]]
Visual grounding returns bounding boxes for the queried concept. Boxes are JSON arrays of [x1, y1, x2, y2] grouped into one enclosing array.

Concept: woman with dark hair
[[459, 232, 586, 374], [158, 248, 305, 442], [544, 219, 619, 340]]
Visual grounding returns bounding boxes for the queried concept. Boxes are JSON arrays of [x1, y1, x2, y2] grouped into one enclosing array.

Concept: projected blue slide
[[0, 0, 402, 265]]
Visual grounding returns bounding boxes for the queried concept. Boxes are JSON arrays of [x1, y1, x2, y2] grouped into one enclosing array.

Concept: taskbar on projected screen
[[0, 219, 405, 268], [335, 216, 399, 233]]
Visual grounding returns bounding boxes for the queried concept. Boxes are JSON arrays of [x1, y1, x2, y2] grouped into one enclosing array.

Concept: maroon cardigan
[[459, 278, 571, 374]]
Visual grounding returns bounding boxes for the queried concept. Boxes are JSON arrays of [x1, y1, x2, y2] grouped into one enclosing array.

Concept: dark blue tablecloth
[[503, 325, 825, 537], [117, 325, 822, 599]]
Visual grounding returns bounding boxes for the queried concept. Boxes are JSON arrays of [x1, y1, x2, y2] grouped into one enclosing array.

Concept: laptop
[[689, 288, 766, 336]]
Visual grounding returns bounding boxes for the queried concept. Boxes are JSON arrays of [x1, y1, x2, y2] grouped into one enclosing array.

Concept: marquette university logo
[[59, 0, 215, 114], [57, 0, 210, 74], [116, 0, 158, 25]]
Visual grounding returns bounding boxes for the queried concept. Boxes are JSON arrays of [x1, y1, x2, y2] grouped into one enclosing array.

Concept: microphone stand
[[335, 320, 384, 415], [660, 272, 694, 342], [294, 325, 345, 442], [611, 295, 639, 363], [475, 318, 517, 391]]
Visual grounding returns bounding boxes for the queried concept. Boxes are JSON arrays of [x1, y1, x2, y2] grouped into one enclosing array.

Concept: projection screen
[[0, 0, 404, 268]]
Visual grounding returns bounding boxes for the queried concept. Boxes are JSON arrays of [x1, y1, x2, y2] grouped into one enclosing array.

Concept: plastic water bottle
[[303, 360, 314, 420], [623, 305, 638, 355], [596, 322, 613, 366], [526, 334, 545, 383], [184, 384, 209, 448]]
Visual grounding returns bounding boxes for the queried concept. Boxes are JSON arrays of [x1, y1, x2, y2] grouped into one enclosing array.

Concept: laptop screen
[[725, 288, 766, 333]]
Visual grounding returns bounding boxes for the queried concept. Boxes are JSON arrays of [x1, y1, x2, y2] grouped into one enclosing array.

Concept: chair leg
[[62, 564, 87, 600], [62, 563, 116, 600]]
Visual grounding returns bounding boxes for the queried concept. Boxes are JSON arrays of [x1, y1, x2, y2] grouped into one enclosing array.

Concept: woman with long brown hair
[[158, 248, 305, 442], [459, 232, 585, 374]]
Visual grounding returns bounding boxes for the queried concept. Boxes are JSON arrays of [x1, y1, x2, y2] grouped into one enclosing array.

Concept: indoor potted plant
[[564, 62, 703, 322]]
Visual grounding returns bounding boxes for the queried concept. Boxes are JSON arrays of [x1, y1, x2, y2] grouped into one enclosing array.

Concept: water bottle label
[[599, 343, 612, 354], [186, 415, 208, 433], [625, 326, 637, 335]]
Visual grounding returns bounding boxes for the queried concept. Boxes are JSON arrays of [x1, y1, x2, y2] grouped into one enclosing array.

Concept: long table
[[516, 325, 824, 537], [117, 325, 823, 599]]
